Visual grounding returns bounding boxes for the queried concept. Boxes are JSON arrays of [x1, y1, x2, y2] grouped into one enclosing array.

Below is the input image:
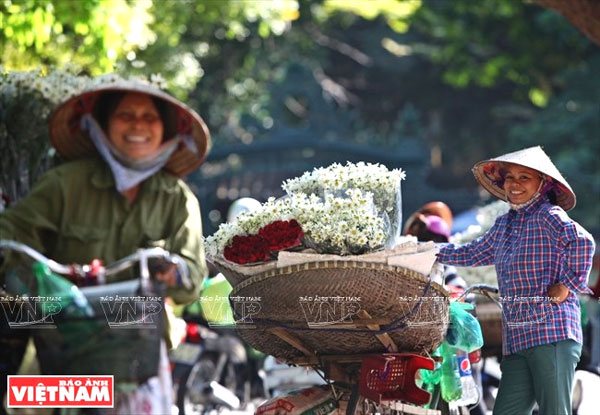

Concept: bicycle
[[0, 239, 191, 382], [266, 283, 500, 415]]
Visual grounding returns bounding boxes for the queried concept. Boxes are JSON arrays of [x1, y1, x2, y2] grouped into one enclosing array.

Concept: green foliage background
[[1, 0, 598, 234]]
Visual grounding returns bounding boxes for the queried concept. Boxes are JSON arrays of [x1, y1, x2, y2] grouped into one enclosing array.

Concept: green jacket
[[0, 157, 206, 304]]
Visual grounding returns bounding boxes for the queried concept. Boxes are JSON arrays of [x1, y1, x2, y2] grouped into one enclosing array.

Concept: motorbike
[[170, 313, 258, 414], [171, 271, 331, 414], [170, 273, 270, 414]]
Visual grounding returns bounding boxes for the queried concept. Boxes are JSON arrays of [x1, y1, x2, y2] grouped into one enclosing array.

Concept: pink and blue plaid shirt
[[438, 196, 595, 355]]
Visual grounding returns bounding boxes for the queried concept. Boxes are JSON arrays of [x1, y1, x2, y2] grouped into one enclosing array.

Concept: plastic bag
[[205, 162, 406, 262], [282, 161, 406, 252], [295, 190, 386, 255], [446, 302, 484, 353], [256, 385, 342, 415], [199, 273, 234, 325], [418, 346, 441, 407]]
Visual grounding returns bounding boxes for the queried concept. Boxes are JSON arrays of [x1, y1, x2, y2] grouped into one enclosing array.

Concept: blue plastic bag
[[446, 302, 483, 352]]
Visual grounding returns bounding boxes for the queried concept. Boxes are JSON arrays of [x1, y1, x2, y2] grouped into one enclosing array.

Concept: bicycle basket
[[32, 275, 164, 383], [359, 353, 434, 405]]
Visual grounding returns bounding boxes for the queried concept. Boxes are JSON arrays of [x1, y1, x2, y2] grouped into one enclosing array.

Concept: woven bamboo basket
[[228, 260, 449, 360], [475, 301, 503, 356]]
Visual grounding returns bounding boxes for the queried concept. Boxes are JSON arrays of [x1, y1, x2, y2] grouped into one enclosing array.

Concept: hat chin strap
[[81, 114, 178, 192], [506, 177, 545, 211]]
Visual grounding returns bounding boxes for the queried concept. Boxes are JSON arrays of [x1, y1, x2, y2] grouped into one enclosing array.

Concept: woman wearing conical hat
[[437, 146, 595, 415], [0, 80, 210, 414]]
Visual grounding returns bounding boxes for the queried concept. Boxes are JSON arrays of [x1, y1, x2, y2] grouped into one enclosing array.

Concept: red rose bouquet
[[223, 220, 304, 265], [223, 234, 271, 265], [258, 219, 304, 252]]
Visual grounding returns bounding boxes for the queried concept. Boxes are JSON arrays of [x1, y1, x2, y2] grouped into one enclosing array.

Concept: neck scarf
[[507, 178, 545, 211], [80, 114, 179, 192]]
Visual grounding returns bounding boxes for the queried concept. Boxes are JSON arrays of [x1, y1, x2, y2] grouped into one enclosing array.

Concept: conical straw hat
[[48, 80, 210, 177], [472, 146, 576, 211]]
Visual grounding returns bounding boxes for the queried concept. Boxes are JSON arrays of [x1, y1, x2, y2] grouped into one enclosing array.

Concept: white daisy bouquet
[[206, 162, 406, 264], [283, 162, 406, 247], [292, 190, 386, 255]]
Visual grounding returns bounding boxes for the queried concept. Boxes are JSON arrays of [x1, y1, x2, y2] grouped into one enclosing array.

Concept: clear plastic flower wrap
[[204, 190, 387, 263], [205, 162, 406, 264], [291, 190, 385, 255], [282, 161, 405, 249], [204, 197, 297, 264]]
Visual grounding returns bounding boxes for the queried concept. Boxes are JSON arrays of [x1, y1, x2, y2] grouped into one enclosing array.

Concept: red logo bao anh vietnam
[[7, 376, 114, 408]]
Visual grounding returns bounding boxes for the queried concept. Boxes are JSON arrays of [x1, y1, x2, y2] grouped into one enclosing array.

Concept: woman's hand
[[155, 264, 178, 287], [548, 283, 569, 303]]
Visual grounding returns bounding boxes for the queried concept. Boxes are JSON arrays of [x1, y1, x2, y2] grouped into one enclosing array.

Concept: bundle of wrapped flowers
[[283, 161, 405, 231], [205, 162, 406, 265], [204, 162, 447, 361]]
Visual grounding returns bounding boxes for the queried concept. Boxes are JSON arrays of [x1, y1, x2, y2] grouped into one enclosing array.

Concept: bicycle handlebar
[[455, 283, 499, 303], [0, 240, 73, 275], [0, 239, 192, 290]]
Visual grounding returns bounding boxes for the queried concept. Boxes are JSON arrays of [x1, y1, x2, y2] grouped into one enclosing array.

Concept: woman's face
[[107, 93, 164, 159], [502, 163, 542, 204]]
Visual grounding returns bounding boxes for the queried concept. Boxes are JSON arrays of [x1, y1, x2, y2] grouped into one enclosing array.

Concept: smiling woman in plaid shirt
[[437, 146, 595, 415]]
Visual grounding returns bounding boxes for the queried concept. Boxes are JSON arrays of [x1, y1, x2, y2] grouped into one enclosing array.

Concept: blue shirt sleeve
[[436, 216, 503, 267]]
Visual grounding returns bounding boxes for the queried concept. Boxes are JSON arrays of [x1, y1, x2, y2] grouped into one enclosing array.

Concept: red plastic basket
[[359, 353, 434, 405]]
